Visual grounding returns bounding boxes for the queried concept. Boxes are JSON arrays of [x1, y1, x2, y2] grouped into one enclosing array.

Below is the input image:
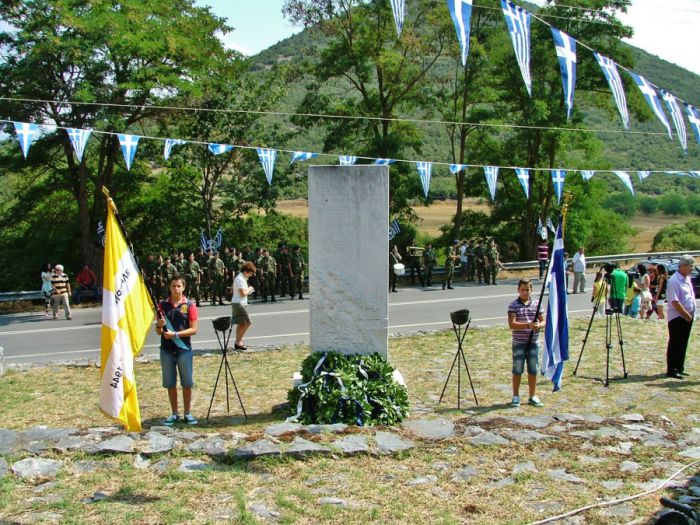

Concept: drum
[[393, 263, 405, 276]]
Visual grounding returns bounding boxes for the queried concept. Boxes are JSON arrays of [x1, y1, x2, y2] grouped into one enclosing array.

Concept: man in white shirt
[[572, 247, 586, 294], [459, 241, 468, 278], [665, 255, 696, 379]]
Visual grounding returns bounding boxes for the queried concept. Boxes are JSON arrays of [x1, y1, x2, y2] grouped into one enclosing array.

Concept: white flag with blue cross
[[339, 155, 357, 166], [630, 73, 672, 139], [374, 158, 395, 165], [580, 170, 595, 181], [551, 28, 576, 120], [417, 162, 432, 197], [594, 53, 629, 130], [67, 128, 92, 162], [164, 139, 186, 161], [551, 169, 566, 204], [447, 0, 473, 67], [257, 148, 277, 185], [208, 143, 234, 156], [290, 151, 318, 165], [515, 168, 529, 199], [501, 0, 532, 96], [13, 122, 39, 158], [483, 166, 498, 201], [450, 164, 468, 174], [117, 134, 140, 171], [661, 91, 687, 153], [543, 222, 569, 392]]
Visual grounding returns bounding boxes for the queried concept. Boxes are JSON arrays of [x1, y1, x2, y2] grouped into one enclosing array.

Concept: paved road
[[0, 279, 597, 365]]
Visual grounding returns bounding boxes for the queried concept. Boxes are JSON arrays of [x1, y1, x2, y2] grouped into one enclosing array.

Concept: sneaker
[[184, 413, 198, 426], [528, 396, 544, 407], [163, 414, 179, 427], [510, 395, 520, 407]]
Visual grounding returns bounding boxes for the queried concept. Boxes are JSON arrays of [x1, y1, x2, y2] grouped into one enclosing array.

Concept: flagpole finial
[[101, 186, 117, 213]]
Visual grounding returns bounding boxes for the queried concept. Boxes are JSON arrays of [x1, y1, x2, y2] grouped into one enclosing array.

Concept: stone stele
[[308, 165, 389, 358]]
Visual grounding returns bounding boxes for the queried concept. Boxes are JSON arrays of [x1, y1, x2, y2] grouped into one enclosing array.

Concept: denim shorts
[[512, 342, 539, 376], [160, 348, 194, 388]]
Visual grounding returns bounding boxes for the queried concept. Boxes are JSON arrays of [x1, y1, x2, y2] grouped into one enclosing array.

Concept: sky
[[196, 0, 700, 76]]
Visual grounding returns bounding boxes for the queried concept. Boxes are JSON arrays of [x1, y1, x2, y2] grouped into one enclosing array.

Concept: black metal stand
[[439, 310, 479, 408], [206, 316, 247, 420]]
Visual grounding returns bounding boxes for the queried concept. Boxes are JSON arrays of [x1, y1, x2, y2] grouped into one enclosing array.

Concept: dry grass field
[[277, 199, 688, 253]]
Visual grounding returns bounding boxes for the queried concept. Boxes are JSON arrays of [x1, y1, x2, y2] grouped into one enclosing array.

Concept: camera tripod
[[573, 280, 628, 387], [206, 316, 248, 421], [439, 309, 479, 408]]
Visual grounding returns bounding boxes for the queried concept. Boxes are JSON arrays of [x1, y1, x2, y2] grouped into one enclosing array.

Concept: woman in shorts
[[653, 264, 669, 320], [232, 261, 256, 350]]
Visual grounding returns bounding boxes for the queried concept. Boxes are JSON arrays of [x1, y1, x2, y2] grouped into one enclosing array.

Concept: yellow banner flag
[[99, 196, 154, 432]]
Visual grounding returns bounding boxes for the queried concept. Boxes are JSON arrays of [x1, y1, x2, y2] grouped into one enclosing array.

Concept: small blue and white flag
[[543, 221, 569, 392], [290, 151, 318, 165], [200, 230, 209, 252], [208, 143, 234, 156], [630, 73, 672, 139], [117, 134, 140, 171], [213, 227, 223, 249], [449, 163, 468, 174], [536, 218, 547, 240], [515, 168, 529, 199], [375, 158, 396, 165], [67, 128, 92, 162], [13, 122, 39, 158], [257, 148, 277, 185], [501, 0, 532, 96], [580, 170, 595, 181], [447, 0, 473, 67], [390, 0, 406, 37], [97, 220, 106, 247], [613, 171, 634, 196], [164, 139, 186, 161], [546, 217, 556, 234], [551, 169, 566, 204], [686, 104, 700, 145], [417, 161, 432, 197], [389, 219, 401, 241], [551, 28, 576, 120], [339, 155, 357, 166], [690, 171, 700, 179], [660, 91, 687, 153], [483, 166, 499, 201], [637, 171, 651, 182], [594, 53, 629, 129]]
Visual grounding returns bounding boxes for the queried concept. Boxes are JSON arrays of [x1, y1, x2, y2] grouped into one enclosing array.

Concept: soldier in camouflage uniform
[[174, 252, 186, 275], [208, 251, 226, 305], [261, 248, 277, 302], [253, 247, 265, 301], [196, 249, 209, 303], [486, 239, 505, 285], [161, 256, 178, 284], [423, 243, 437, 287], [442, 241, 459, 290], [183, 252, 201, 307], [290, 245, 306, 300], [475, 239, 488, 285], [466, 239, 476, 282], [277, 244, 292, 299], [143, 254, 158, 300]]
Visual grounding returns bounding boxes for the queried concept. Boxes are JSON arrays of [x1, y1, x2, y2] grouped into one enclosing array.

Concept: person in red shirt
[[73, 265, 97, 304]]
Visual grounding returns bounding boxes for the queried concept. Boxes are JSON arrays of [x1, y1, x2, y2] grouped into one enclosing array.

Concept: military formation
[[142, 243, 306, 306]]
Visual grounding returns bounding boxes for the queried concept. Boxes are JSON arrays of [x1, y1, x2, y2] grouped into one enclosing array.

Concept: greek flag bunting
[[501, 0, 532, 96], [580, 170, 595, 181], [417, 161, 432, 197], [637, 171, 651, 182], [691, 171, 700, 179], [339, 156, 357, 166], [117, 134, 140, 171], [515, 168, 529, 198], [449, 163, 468, 174], [613, 171, 634, 196], [551, 28, 576, 120], [290, 151, 318, 164], [257, 148, 277, 185], [447, 0, 473, 67], [546, 217, 556, 234], [483, 166, 499, 201], [660, 91, 687, 153], [199, 230, 209, 252], [374, 158, 395, 165], [389, 219, 401, 241], [551, 169, 566, 204], [100, 197, 154, 432], [390, 0, 406, 37], [543, 222, 569, 392], [630, 73, 672, 139], [213, 227, 223, 249], [164, 139, 186, 161], [67, 128, 92, 162], [594, 53, 629, 129], [13, 122, 39, 158], [208, 143, 234, 156], [687, 104, 700, 145]]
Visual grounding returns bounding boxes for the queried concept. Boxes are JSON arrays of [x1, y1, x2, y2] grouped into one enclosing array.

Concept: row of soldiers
[[142, 244, 306, 306]]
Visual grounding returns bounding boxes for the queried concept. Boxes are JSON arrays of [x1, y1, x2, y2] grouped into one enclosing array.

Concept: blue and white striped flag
[[501, 0, 532, 96], [551, 28, 576, 120], [164, 139, 186, 161], [13, 122, 39, 158], [690, 171, 700, 179], [339, 155, 357, 166], [449, 163, 468, 174], [546, 217, 556, 234], [661, 91, 687, 153], [97, 220, 106, 247], [551, 169, 566, 204], [686, 104, 700, 145], [447, 0, 473, 67], [117, 134, 140, 171], [536, 218, 547, 240], [390, 0, 406, 37], [580, 170, 595, 181], [257, 148, 277, 185], [515, 168, 529, 198], [637, 171, 651, 182], [543, 222, 569, 392], [374, 158, 395, 165], [630, 73, 672, 139], [213, 227, 223, 249], [208, 143, 234, 156], [613, 171, 634, 196], [67, 128, 92, 162], [388, 219, 401, 241], [594, 53, 629, 130], [290, 151, 318, 165], [417, 161, 432, 197], [200, 230, 208, 252], [483, 166, 498, 201]]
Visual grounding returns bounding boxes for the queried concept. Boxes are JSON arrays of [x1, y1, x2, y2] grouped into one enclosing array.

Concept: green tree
[[658, 192, 689, 216], [602, 191, 637, 218], [638, 195, 658, 215], [652, 219, 700, 251]]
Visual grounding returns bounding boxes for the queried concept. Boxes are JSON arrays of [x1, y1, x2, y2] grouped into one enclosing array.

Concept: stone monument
[[308, 165, 389, 358]]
